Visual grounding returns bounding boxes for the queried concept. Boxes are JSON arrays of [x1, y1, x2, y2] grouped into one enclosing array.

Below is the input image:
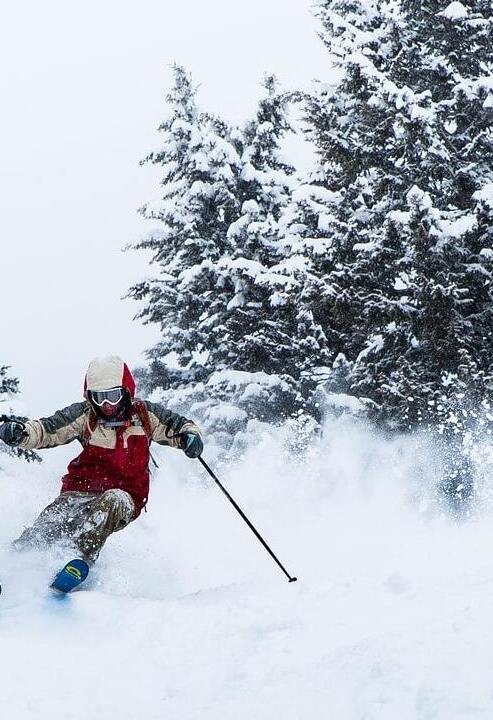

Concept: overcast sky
[[0, 0, 328, 415]]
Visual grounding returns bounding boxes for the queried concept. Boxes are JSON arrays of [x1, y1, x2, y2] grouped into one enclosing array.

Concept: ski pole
[[198, 456, 298, 584]]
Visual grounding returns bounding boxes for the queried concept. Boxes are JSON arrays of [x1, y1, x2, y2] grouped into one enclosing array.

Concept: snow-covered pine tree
[[0, 366, 39, 463], [0, 365, 19, 397], [349, 186, 479, 430], [130, 70, 329, 444], [290, 0, 493, 444], [278, 0, 493, 503], [280, 0, 408, 404], [127, 65, 241, 393], [200, 76, 332, 422]]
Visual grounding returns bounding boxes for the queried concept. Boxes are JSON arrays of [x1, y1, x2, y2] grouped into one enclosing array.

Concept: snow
[[189, 179, 214, 198], [241, 199, 260, 215], [440, 213, 477, 238], [438, 1, 469, 20], [3, 418, 493, 718], [473, 183, 493, 210], [444, 119, 457, 134], [226, 293, 246, 310], [204, 404, 248, 428], [394, 275, 409, 291], [387, 209, 411, 225], [356, 334, 385, 362], [319, 392, 368, 414], [207, 369, 290, 391], [291, 184, 341, 205], [353, 239, 378, 252], [269, 291, 288, 307], [391, 204, 476, 243], [179, 260, 212, 286], [284, 234, 334, 258], [317, 212, 336, 232], [455, 75, 493, 104], [407, 185, 432, 209]]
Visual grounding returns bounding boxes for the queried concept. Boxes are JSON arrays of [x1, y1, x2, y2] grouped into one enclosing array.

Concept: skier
[[0, 355, 203, 581]]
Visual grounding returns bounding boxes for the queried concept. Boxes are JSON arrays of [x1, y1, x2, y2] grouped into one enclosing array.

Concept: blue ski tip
[[51, 559, 89, 594]]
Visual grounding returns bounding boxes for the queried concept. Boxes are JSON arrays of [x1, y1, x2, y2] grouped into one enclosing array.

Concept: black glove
[[181, 432, 203, 458], [0, 421, 26, 447]]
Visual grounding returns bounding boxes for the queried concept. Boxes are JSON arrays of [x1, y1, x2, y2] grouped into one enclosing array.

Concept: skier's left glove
[[0, 421, 26, 447], [181, 432, 203, 459]]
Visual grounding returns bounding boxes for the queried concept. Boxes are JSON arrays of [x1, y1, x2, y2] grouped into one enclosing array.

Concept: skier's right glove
[[0, 421, 26, 446]]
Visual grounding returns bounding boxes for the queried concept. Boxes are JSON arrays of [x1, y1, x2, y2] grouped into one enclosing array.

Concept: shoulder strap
[[133, 398, 153, 441], [133, 399, 159, 469], [82, 409, 98, 446]]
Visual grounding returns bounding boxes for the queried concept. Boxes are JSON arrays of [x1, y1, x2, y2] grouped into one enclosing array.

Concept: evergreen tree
[[130, 70, 329, 438], [127, 65, 241, 390], [286, 0, 493, 442], [202, 76, 331, 417], [0, 366, 39, 463], [0, 365, 19, 396]]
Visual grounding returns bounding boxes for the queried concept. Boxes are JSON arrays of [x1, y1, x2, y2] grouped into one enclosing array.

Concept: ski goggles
[[88, 387, 125, 407]]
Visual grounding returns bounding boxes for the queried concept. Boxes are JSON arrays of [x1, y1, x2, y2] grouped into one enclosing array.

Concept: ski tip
[[51, 558, 90, 594]]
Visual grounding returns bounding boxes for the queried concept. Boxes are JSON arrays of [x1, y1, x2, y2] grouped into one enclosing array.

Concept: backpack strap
[[82, 409, 98, 446], [133, 398, 153, 441], [133, 398, 159, 471]]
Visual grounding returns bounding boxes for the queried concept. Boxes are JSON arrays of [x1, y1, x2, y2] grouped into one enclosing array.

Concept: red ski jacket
[[20, 358, 201, 517]]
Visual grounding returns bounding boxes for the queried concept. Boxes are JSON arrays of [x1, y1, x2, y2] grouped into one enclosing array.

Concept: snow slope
[[1, 418, 493, 719]]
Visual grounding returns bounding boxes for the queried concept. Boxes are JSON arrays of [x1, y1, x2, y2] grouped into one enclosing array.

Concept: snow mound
[[438, 1, 468, 20]]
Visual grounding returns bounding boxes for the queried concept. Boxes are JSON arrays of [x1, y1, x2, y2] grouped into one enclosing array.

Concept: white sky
[[0, 0, 328, 415]]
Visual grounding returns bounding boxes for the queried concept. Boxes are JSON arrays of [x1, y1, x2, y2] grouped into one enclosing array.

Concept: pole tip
[[289, 577, 298, 583]]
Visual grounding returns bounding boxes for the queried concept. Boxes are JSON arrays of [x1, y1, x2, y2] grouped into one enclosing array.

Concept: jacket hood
[[84, 355, 136, 398]]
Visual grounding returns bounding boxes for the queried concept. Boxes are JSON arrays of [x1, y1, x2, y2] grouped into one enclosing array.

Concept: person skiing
[[0, 355, 203, 577]]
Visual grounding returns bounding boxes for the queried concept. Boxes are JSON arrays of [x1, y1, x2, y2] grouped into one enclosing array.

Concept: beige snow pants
[[13, 489, 135, 564]]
